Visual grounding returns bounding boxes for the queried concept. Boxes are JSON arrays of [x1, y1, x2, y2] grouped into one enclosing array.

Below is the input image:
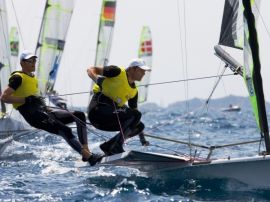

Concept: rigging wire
[[255, 0, 270, 39], [176, 0, 192, 159], [54, 73, 235, 97]]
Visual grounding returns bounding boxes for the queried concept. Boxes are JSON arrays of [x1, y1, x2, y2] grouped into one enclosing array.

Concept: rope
[[112, 101, 126, 143], [144, 133, 262, 150]]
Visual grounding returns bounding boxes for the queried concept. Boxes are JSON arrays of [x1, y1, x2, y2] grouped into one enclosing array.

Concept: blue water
[[1, 102, 270, 201]]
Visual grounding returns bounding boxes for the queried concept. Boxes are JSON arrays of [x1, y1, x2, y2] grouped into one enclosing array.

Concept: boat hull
[[100, 150, 270, 188]]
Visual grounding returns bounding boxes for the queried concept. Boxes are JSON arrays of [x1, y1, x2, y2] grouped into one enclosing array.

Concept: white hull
[[100, 150, 270, 188], [0, 114, 32, 155]]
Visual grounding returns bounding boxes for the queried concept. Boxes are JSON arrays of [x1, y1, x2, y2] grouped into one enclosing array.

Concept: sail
[[94, 0, 116, 67], [0, 0, 12, 116], [35, 0, 74, 95], [242, 0, 270, 152], [9, 26, 19, 70], [219, 0, 243, 49], [89, 0, 117, 96], [137, 26, 152, 103]]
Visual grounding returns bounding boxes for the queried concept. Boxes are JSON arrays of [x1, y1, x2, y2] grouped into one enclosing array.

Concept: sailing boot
[[100, 134, 125, 156], [81, 144, 103, 166], [88, 153, 103, 166], [126, 122, 149, 146]]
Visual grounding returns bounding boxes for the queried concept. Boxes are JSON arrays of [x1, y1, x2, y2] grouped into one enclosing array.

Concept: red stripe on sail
[[103, 4, 116, 21]]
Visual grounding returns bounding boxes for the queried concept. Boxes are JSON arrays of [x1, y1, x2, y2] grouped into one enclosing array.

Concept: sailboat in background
[[9, 26, 19, 69], [100, 0, 270, 188], [88, 0, 117, 99], [137, 26, 152, 103], [221, 104, 241, 112], [35, 0, 74, 108]]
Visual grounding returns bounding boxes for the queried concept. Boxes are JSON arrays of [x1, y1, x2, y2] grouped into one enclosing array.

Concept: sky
[[5, 0, 270, 108]]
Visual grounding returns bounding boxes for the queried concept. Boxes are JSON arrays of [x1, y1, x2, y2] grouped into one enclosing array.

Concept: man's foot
[[100, 141, 125, 156], [81, 145, 91, 162], [88, 153, 103, 166]]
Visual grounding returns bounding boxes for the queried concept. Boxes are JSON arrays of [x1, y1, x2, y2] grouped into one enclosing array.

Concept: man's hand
[[96, 76, 105, 91], [139, 133, 150, 146]]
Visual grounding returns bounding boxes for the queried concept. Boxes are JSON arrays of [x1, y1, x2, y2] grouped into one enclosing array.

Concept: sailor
[[0, 50, 101, 166], [87, 58, 151, 156]]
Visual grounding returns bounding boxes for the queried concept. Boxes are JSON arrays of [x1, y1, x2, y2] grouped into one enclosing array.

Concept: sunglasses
[[23, 58, 37, 63]]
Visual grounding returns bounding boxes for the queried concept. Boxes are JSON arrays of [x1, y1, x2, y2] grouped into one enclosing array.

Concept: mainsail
[[0, 0, 12, 116], [89, 0, 117, 95], [137, 26, 152, 103], [35, 0, 74, 96]]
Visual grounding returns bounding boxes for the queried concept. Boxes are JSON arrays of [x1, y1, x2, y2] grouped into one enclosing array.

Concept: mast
[[242, 0, 270, 153]]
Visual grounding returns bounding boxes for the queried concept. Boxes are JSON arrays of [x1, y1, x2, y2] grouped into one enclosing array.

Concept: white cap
[[127, 58, 151, 71], [20, 50, 37, 61]]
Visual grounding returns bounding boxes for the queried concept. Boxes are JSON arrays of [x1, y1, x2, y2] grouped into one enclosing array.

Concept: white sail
[[35, 0, 74, 96], [137, 26, 152, 103], [89, 0, 117, 98], [0, 0, 12, 116]]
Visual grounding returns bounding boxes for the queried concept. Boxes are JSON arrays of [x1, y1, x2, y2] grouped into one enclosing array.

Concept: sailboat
[[221, 104, 241, 112], [137, 26, 152, 103], [35, 0, 74, 108], [99, 0, 270, 188], [88, 0, 117, 100]]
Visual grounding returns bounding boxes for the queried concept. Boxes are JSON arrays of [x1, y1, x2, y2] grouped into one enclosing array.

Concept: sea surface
[[1, 100, 270, 201]]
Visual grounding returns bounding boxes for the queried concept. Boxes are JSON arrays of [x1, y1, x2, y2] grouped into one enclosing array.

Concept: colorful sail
[[89, 0, 116, 97], [242, 0, 270, 152], [94, 0, 116, 68], [137, 26, 152, 103], [0, 0, 12, 116], [35, 0, 74, 95], [9, 26, 19, 69], [219, 0, 243, 49]]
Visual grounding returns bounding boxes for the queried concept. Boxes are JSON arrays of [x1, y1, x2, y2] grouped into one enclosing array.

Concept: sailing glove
[[96, 76, 105, 91]]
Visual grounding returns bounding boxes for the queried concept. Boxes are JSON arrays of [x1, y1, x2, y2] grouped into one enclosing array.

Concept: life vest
[[11, 72, 39, 109], [93, 67, 137, 107]]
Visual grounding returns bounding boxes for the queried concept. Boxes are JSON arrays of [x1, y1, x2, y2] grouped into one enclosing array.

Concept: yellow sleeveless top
[[93, 67, 137, 107], [11, 72, 39, 109]]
